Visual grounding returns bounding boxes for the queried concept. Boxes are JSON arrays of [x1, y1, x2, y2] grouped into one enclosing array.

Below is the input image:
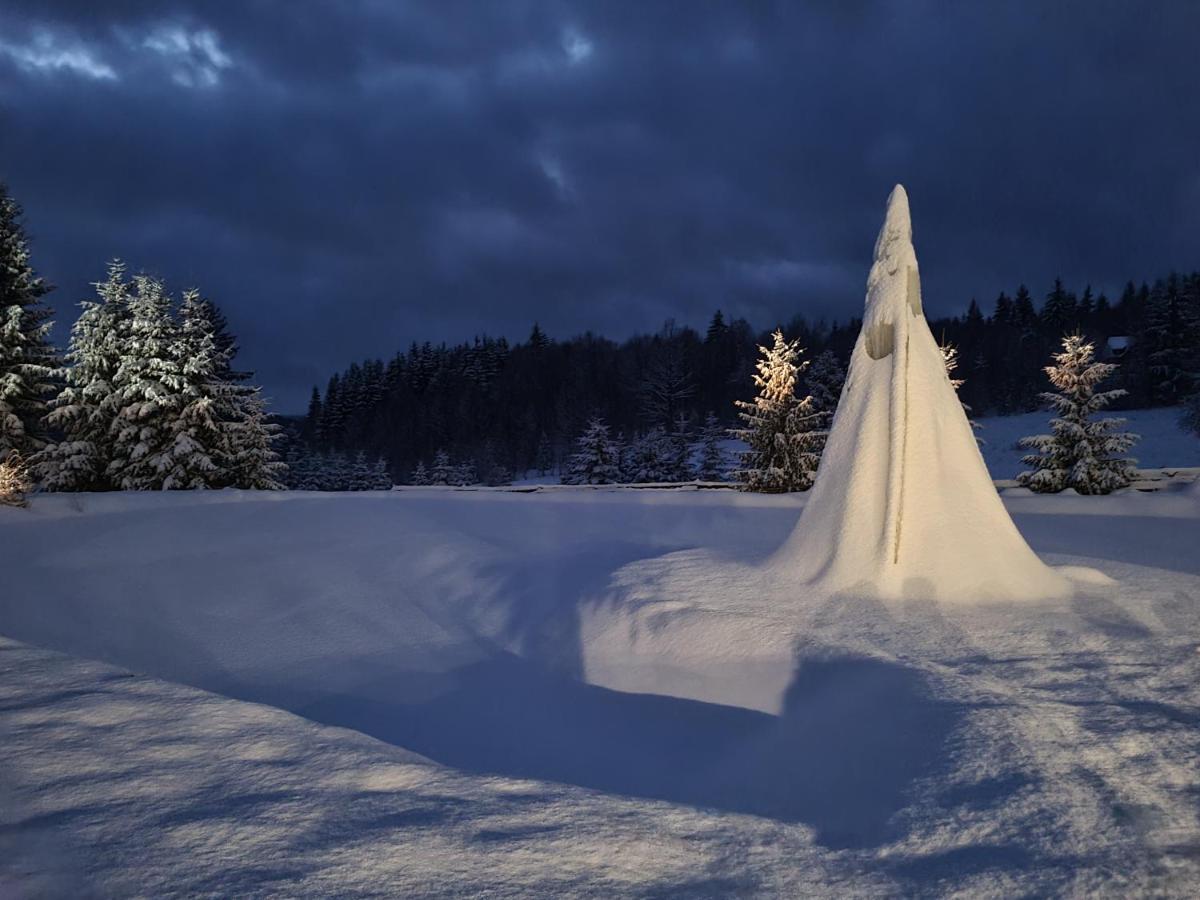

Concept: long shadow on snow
[[300, 649, 960, 850]]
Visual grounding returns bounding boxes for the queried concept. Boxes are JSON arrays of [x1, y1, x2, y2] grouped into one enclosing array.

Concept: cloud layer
[[2, 0, 1198, 409]]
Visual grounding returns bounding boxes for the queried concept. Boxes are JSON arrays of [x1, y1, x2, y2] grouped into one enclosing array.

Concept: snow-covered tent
[[780, 185, 1071, 602]]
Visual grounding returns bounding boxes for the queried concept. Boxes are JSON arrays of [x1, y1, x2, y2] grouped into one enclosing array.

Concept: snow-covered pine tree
[[411, 460, 430, 485], [223, 386, 286, 489], [667, 413, 694, 482], [0, 183, 60, 459], [697, 411, 726, 481], [37, 261, 132, 491], [732, 329, 824, 492], [371, 457, 392, 490], [804, 350, 845, 422], [350, 451, 373, 490], [534, 432, 554, 476], [563, 417, 621, 484], [623, 427, 671, 483], [452, 460, 477, 486], [161, 289, 224, 489], [940, 340, 982, 442], [430, 449, 454, 485], [104, 274, 186, 490], [1018, 333, 1138, 494]]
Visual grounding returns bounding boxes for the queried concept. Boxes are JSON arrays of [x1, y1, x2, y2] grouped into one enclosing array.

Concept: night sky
[[2, 1, 1198, 411]]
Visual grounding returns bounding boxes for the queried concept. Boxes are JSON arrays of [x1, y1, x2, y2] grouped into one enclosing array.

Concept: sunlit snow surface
[[2, 486, 1200, 896]]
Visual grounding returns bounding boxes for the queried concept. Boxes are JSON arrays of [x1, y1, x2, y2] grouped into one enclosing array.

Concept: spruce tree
[[223, 386, 286, 489], [411, 460, 430, 485], [350, 450, 373, 490], [732, 329, 823, 492], [162, 289, 225, 488], [37, 261, 132, 491], [668, 413, 694, 481], [431, 449, 454, 485], [623, 427, 671, 483], [0, 183, 60, 459], [563, 417, 621, 484], [371, 457, 392, 490], [174, 288, 285, 490], [804, 349, 845, 420], [1018, 334, 1138, 494], [940, 340, 982, 441], [105, 274, 185, 490], [697, 411, 726, 481]]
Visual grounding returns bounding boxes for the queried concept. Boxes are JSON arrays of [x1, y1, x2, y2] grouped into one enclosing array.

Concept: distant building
[[1103, 335, 1132, 359]]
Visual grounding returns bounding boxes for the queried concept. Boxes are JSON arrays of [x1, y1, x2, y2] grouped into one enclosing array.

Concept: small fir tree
[[1018, 333, 1138, 494], [534, 432, 554, 476], [563, 417, 621, 484], [430, 449, 455, 485], [697, 411, 726, 481], [667, 413, 694, 482], [411, 460, 430, 485], [940, 340, 982, 442], [371, 457, 392, 490], [732, 329, 824, 492], [623, 427, 671, 483], [804, 350, 845, 421]]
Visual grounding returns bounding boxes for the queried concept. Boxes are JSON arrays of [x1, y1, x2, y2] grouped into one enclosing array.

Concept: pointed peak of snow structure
[[872, 184, 912, 264], [778, 185, 1074, 603]]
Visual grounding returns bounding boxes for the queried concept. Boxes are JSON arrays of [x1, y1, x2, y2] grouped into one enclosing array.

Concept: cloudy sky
[[1, 1, 1197, 410]]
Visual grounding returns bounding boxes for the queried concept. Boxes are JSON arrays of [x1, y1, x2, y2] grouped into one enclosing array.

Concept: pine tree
[[161, 289, 225, 488], [732, 329, 824, 492], [105, 274, 185, 490], [697, 411, 726, 481], [1018, 334, 1138, 494], [0, 183, 60, 459], [940, 340, 982, 441], [171, 288, 285, 490], [534, 432, 554, 476], [563, 417, 621, 484], [350, 450, 373, 490], [804, 349, 846, 420], [37, 261, 132, 491], [431, 449, 454, 485], [667, 413, 694, 481], [223, 386, 286, 489], [623, 427, 671, 483], [411, 460, 430, 485], [371, 457, 392, 490]]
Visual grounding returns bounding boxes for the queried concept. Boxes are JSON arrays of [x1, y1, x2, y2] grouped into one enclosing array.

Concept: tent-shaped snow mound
[[779, 185, 1072, 602]]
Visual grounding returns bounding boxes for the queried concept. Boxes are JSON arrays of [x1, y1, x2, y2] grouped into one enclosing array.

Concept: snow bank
[[3, 488, 1200, 894], [7, 489, 1200, 897]]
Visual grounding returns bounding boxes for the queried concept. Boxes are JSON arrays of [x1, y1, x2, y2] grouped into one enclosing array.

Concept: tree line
[[301, 274, 1199, 484]]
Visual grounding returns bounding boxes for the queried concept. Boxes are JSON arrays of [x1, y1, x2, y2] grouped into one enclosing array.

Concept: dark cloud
[[1, 0, 1197, 410]]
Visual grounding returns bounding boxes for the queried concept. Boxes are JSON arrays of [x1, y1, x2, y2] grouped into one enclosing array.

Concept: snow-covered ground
[[3, 486, 1200, 896]]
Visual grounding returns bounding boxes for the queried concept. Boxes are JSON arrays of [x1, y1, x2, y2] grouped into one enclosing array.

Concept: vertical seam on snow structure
[[893, 330, 910, 564]]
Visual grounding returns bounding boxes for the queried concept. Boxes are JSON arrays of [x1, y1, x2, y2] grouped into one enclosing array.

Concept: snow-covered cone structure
[[780, 186, 1071, 601]]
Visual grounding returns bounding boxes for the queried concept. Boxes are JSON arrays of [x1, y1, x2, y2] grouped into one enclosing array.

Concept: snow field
[[2, 487, 1200, 895]]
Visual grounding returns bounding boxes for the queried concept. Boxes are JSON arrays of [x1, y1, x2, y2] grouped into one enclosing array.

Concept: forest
[[297, 274, 1200, 482]]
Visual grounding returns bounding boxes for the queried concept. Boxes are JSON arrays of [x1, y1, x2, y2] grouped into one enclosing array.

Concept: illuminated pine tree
[[1018, 333, 1138, 494], [732, 329, 823, 492]]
